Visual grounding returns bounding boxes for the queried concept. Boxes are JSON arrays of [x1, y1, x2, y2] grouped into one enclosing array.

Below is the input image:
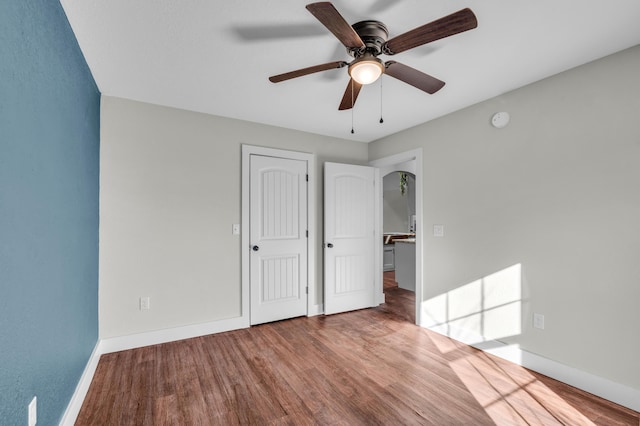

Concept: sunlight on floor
[[450, 353, 596, 425], [426, 331, 596, 425]]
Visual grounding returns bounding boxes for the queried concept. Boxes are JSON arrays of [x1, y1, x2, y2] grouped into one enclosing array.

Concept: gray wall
[[100, 96, 368, 338], [369, 45, 640, 390]]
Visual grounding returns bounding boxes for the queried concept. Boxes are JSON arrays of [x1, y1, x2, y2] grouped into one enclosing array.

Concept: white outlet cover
[[433, 224, 444, 237], [140, 297, 151, 310], [533, 313, 545, 329]]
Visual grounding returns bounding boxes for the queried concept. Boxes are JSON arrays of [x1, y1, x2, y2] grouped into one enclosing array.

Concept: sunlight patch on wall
[[422, 264, 522, 344]]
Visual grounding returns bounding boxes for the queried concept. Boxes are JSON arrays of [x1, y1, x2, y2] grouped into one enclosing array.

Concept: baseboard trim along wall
[[427, 323, 640, 413], [99, 315, 248, 354], [59, 342, 102, 426]]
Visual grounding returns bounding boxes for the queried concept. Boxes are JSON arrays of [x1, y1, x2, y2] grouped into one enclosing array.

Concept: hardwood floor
[[77, 273, 639, 425]]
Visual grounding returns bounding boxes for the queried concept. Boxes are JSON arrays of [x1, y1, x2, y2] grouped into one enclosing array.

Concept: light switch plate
[[232, 224, 240, 235], [140, 297, 151, 311], [533, 313, 545, 329]]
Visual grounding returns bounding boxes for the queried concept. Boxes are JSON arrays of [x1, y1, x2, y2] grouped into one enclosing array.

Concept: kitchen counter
[[394, 239, 415, 291], [383, 233, 415, 244], [382, 234, 415, 272]]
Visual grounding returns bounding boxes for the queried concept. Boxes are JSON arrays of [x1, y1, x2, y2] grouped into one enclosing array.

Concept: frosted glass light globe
[[349, 58, 384, 85]]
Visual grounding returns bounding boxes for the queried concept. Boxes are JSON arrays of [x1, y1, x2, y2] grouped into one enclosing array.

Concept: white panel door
[[324, 162, 376, 315], [250, 155, 307, 325]]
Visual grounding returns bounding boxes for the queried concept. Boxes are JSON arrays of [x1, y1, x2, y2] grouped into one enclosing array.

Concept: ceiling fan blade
[[383, 8, 477, 55], [385, 61, 445, 94], [269, 61, 347, 83], [306, 2, 365, 49], [338, 78, 363, 110]]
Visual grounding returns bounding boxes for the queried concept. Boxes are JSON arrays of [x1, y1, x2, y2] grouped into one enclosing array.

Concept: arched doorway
[[370, 149, 423, 325]]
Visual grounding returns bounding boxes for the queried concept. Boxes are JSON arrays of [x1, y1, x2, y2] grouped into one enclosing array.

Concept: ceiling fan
[[268, 2, 478, 110]]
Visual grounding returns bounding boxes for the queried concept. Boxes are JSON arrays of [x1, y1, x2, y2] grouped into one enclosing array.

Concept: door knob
[[327, 243, 333, 248], [252, 245, 259, 251]]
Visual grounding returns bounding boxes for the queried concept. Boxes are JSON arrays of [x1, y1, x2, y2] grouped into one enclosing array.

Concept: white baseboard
[[100, 315, 248, 354], [59, 341, 103, 426], [426, 324, 640, 412]]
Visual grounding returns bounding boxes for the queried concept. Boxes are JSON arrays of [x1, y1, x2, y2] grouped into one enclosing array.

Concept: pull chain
[[379, 76, 384, 124], [351, 80, 355, 134]]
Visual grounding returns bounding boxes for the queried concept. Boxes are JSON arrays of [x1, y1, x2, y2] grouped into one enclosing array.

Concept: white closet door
[[250, 155, 307, 325], [324, 162, 376, 315]]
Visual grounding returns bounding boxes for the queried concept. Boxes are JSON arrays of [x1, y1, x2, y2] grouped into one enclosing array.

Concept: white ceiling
[[60, 0, 640, 143]]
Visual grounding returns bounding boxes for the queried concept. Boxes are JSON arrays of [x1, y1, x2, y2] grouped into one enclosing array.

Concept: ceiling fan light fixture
[[348, 55, 384, 85]]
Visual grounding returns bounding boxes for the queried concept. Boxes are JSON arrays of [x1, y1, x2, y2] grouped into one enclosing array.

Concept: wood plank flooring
[[77, 273, 639, 425]]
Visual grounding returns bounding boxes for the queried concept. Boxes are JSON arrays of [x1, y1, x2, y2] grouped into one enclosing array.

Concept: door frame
[[241, 145, 316, 327], [369, 148, 423, 326]]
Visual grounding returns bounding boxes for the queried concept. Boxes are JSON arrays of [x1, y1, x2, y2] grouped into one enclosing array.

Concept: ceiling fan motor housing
[[350, 20, 389, 57]]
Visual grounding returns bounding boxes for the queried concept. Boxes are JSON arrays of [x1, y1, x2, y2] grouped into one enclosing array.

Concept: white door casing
[[249, 154, 308, 325], [324, 162, 378, 315]]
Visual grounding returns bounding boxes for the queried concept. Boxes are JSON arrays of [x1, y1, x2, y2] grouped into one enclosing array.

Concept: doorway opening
[[370, 149, 423, 325], [382, 170, 416, 323]]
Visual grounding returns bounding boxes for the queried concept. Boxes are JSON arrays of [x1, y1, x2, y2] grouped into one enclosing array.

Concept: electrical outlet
[[140, 296, 151, 311], [433, 224, 444, 237], [533, 313, 545, 330], [28, 396, 37, 426]]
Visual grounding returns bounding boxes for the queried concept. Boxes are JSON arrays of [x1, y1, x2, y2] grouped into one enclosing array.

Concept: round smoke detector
[[491, 112, 510, 128]]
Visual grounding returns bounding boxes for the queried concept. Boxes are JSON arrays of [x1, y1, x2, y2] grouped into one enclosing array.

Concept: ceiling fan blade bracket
[[381, 44, 395, 56], [347, 46, 367, 58]]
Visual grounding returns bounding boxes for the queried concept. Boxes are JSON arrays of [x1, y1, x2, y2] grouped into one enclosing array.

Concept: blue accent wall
[[0, 1, 100, 424]]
